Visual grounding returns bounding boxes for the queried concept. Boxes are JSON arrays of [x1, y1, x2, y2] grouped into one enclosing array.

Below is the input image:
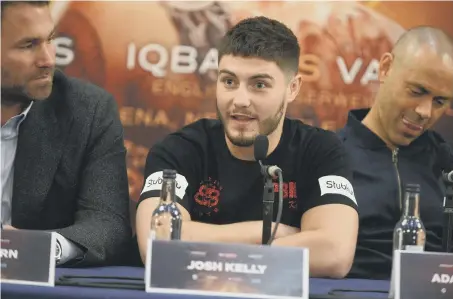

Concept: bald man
[[338, 26, 453, 279]]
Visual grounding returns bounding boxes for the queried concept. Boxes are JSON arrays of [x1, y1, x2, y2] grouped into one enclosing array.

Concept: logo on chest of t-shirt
[[273, 181, 298, 210], [193, 177, 223, 214]]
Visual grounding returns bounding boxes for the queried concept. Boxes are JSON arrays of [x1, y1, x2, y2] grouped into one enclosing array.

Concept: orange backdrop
[[50, 1, 453, 216]]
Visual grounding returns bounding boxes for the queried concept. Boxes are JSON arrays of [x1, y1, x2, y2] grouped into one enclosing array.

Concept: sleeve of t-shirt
[[301, 129, 358, 213], [138, 133, 202, 213]]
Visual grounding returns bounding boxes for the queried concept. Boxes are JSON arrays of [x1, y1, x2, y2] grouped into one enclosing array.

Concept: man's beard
[[1, 85, 34, 106], [1, 67, 54, 106], [217, 99, 285, 147]]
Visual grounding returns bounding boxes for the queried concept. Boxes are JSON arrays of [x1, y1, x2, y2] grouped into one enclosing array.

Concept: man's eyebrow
[[218, 69, 275, 81], [249, 73, 275, 81], [218, 69, 236, 77], [14, 27, 56, 46]]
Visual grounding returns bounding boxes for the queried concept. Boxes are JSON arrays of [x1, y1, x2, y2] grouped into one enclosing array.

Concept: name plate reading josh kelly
[[1, 229, 56, 286], [394, 250, 453, 299], [145, 240, 309, 299]]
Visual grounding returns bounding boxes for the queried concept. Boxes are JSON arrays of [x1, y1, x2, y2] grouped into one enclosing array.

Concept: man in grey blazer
[[1, 1, 132, 266]]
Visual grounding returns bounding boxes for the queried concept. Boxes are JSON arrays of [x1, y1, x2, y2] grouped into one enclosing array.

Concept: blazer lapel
[[12, 83, 72, 227]]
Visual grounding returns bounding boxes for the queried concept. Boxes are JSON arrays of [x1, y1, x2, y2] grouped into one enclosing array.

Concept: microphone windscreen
[[254, 135, 269, 161], [440, 143, 453, 170]]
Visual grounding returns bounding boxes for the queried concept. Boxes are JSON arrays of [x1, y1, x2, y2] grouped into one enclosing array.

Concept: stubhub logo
[[145, 177, 183, 189], [141, 171, 188, 199], [318, 175, 357, 205], [326, 180, 354, 196]]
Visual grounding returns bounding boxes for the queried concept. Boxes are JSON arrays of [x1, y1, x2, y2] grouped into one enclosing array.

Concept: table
[[1, 267, 390, 299]]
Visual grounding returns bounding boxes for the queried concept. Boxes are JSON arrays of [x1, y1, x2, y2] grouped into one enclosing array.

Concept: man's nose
[[414, 98, 433, 120], [232, 86, 251, 107], [36, 42, 56, 68]]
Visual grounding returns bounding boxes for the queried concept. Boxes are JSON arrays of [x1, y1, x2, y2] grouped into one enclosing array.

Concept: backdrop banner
[[51, 1, 453, 210]]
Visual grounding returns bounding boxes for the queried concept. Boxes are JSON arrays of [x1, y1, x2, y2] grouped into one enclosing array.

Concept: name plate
[[394, 250, 453, 299], [1, 229, 56, 286], [146, 239, 309, 299]]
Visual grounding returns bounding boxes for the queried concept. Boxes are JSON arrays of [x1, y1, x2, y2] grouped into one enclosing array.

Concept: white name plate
[[145, 239, 309, 299]]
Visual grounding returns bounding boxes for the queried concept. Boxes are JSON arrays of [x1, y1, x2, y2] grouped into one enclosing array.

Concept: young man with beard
[[1, 1, 131, 266], [338, 26, 453, 279], [136, 16, 359, 278]]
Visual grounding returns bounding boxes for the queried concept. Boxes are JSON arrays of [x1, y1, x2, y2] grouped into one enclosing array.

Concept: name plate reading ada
[[1, 229, 56, 286], [394, 251, 453, 299], [146, 240, 309, 299]]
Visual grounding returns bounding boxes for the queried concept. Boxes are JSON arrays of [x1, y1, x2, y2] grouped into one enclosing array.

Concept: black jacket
[[12, 70, 132, 266], [338, 108, 450, 279]]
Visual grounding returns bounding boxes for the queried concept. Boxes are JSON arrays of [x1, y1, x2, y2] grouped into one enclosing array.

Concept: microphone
[[253, 135, 283, 246], [254, 134, 268, 161], [444, 171, 453, 183], [254, 135, 282, 179], [439, 143, 453, 252], [439, 143, 453, 183]]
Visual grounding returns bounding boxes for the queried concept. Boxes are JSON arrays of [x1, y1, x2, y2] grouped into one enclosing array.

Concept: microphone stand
[[259, 161, 274, 245], [443, 182, 453, 252]]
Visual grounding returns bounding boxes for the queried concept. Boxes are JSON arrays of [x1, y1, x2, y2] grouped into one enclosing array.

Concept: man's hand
[[274, 223, 300, 239], [3, 225, 17, 230]]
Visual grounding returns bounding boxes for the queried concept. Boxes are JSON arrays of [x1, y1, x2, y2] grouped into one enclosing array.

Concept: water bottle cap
[[163, 169, 177, 179], [405, 183, 421, 193]]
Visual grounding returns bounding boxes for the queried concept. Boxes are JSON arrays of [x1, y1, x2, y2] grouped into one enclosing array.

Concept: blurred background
[[49, 0, 453, 225]]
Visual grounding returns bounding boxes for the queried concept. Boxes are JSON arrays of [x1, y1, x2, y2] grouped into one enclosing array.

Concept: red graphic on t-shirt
[[194, 177, 222, 213], [273, 181, 298, 210]]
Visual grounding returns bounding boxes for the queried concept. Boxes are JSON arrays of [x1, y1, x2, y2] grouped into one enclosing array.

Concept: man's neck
[[362, 107, 397, 150], [226, 120, 284, 161]]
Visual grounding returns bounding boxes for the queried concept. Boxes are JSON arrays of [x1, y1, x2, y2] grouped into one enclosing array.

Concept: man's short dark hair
[[1, 1, 49, 17], [217, 16, 300, 75]]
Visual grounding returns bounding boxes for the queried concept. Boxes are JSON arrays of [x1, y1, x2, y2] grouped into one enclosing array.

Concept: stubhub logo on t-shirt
[[141, 171, 189, 199], [318, 175, 357, 206]]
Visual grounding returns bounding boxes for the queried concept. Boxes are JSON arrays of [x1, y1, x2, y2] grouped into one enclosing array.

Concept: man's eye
[[221, 78, 236, 88], [21, 43, 34, 49], [410, 89, 424, 95], [255, 82, 266, 89]]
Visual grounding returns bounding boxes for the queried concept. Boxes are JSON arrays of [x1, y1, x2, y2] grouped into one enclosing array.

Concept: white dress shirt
[[1, 102, 82, 265]]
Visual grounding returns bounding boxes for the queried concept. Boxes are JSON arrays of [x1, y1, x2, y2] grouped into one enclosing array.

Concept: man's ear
[[379, 52, 394, 83], [286, 73, 302, 104]]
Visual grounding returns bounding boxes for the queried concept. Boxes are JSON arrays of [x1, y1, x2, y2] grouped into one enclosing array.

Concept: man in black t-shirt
[[136, 16, 359, 278]]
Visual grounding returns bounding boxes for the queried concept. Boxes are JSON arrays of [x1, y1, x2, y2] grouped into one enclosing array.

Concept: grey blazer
[[11, 70, 132, 266]]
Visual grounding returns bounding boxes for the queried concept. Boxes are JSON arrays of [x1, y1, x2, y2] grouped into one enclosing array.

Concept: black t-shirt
[[139, 118, 358, 227]]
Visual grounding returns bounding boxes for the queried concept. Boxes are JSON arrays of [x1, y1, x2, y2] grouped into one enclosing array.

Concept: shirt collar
[[1, 101, 33, 132], [19, 101, 33, 122], [345, 108, 433, 150]]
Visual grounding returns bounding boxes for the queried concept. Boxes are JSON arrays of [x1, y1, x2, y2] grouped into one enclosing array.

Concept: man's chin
[[27, 87, 53, 101], [225, 131, 256, 147]]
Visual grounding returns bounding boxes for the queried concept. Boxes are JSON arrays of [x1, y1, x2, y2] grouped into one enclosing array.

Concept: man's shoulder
[[284, 118, 342, 148], [425, 129, 448, 147], [52, 70, 115, 113], [154, 118, 222, 151]]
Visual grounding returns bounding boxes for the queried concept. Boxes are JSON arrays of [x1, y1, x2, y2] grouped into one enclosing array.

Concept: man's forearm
[[138, 220, 263, 263], [181, 221, 263, 244], [272, 230, 353, 278]]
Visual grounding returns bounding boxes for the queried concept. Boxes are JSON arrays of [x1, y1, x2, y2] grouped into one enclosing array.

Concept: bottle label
[[404, 245, 424, 252]]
